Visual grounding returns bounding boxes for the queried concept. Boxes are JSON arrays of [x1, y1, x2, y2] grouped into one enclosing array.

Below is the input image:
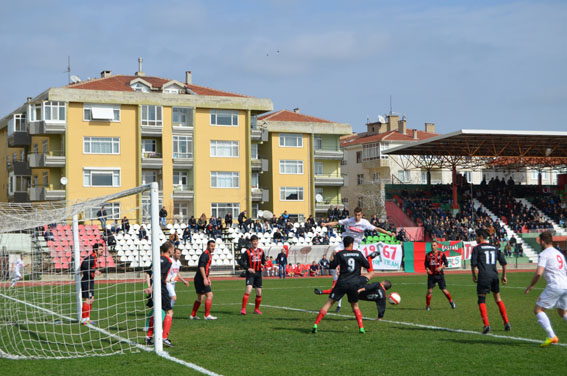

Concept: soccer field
[[1, 271, 565, 376]]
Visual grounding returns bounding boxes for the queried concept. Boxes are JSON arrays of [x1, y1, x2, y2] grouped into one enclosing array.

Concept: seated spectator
[[309, 261, 319, 276], [182, 226, 192, 244], [138, 225, 148, 241], [197, 213, 207, 232], [44, 229, 55, 241], [286, 263, 294, 277], [264, 256, 274, 277], [294, 263, 306, 277], [225, 212, 233, 228], [189, 216, 198, 232], [121, 216, 130, 233], [169, 232, 180, 247], [273, 229, 283, 243], [111, 219, 121, 234]]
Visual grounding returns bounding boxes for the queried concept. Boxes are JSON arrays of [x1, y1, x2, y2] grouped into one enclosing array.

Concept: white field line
[[0, 292, 222, 375], [257, 303, 567, 347]]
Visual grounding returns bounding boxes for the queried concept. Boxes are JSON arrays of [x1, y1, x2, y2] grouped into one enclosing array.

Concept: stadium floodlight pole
[[150, 182, 164, 353], [72, 214, 82, 322]]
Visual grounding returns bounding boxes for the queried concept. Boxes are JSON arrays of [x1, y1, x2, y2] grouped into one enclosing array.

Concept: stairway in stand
[[385, 201, 416, 228]]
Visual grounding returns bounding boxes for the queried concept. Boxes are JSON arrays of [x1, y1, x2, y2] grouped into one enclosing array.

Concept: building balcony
[[251, 127, 268, 142], [141, 125, 163, 137], [314, 147, 343, 160], [7, 161, 31, 176], [251, 158, 269, 172], [8, 191, 29, 203], [172, 125, 194, 135], [28, 120, 66, 135], [28, 151, 66, 168], [29, 186, 65, 201], [315, 198, 344, 213], [362, 158, 390, 169], [7, 131, 31, 147], [141, 152, 163, 169], [314, 173, 344, 186], [251, 188, 270, 202], [172, 184, 194, 200], [172, 153, 194, 169]]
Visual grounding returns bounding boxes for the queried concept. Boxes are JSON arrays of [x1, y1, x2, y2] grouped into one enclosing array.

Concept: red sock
[[242, 293, 250, 310], [87, 304, 92, 318], [497, 300, 509, 324], [426, 294, 432, 307], [444, 292, 453, 303], [255, 296, 262, 310], [163, 315, 172, 339], [191, 300, 201, 316], [147, 316, 154, 338], [354, 308, 364, 329], [205, 299, 212, 316], [82, 303, 89, 319], [322, 288, 332, 294], [314, 309, 327, 325], [479, 303, 489, 326]]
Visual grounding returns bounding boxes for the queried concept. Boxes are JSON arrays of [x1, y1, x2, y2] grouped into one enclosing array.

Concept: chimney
[[135, 57, 145, 77], [185, 71, 192, 85], [412, 129, 418, 139], [387, 114, 399, 132], [100, 70, 112, 78], [26, 97, 32, 103], [425, 122, 435, 133], [398, 119, 407, 135], [293, 107, 300, 113]]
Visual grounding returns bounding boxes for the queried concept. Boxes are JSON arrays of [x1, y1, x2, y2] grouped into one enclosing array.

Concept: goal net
[[0, 183, 166, 359]]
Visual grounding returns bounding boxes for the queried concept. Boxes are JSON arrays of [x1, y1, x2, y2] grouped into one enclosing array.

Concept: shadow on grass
[[445, 338, 532, 347], [272, 326, 345, 334]]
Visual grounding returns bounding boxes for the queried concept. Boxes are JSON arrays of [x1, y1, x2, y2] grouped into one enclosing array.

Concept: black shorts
[[146, 287, 173, 311], [194, 276, 212, 295], [81, 279, 94, 299], [329, 280, 359, 303], [477, 276, 500, 295], [246, 271, 262, 288], [427, 274, 447, 290]]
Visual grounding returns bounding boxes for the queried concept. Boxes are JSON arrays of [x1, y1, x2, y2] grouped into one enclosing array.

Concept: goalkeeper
[[80, 243, 103, 325]]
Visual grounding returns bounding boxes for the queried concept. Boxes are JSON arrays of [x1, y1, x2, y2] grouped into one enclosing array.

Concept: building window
[[252, 203, 259, 219], [357, 174, 364, 185], [142, 170, 158, 185], [44, 101, 66, 122], [173, 136, 193, 159], [280, 187, 304, 201], [42, 140, 48, 153], [83, 168, 121, 187], [141, 105, 163, 126], [211, 172, 239, 188], [142, 139, 157, 154], [342, 197, 348, 205], [86, 203, 121, 221], [251, 143, 259, 159], [398, 170, 410, 183], [210, 110, 238, 126], [251, 173, 259, 189], [280, 160, 304, 174], [356, 151, 362, 163], [211, 202, 240, 218], [210, 140, 239, 158], [42, 172, 49, 188], [173, 171, 189, 190], [131, 82, 150, 92], [172, 107, 192, 127], [362, 142, 389, 161], [163, 85, 183, 94], [314, 135, 323, 150], [30, 104, 42, 121], [358, 197, 364, 208], [421, 171, 428, 184], [343, 174, 348, 187], [83, 137, 120, 154], [174, 202, 190, 220], [142, 197, 163, 221], [279, 133, 303, 148], [314, 162, 323, 176], [83, 103, 120, 122], [341, 151, 348, 166]]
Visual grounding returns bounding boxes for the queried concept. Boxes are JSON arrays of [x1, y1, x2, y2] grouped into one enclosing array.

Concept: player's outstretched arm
[[321, 221, 339, 227], [372, 225, 394, 237], [525, 266, 544, 294]]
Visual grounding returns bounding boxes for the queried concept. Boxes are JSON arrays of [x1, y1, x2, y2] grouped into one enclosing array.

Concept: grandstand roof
[[383, 129, 567, 158]]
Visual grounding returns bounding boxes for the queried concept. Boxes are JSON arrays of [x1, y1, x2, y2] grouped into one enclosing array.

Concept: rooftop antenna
[[66, 56, 71, 84]]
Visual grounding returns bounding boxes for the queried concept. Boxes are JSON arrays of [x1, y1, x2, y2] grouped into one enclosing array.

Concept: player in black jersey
[[238, 235, 266, 315], [190, 240, 216, 320], [471, 229, 510, 334], [425, 241, 456, 310], [312, 236, 371, 334], [80, 243, 103, 325], [357, 273, 392, 320], [145, 241, 175, 347]]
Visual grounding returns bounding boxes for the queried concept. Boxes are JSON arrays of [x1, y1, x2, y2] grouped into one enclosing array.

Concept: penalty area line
[[0, 292, 223, 375], [258, 303, 567, 347]]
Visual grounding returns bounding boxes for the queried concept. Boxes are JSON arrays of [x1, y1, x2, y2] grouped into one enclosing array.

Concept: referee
[[425, 240, 456, 311]]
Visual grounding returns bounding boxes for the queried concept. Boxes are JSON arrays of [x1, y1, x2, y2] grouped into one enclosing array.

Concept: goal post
[[0, 182, 165, 358]]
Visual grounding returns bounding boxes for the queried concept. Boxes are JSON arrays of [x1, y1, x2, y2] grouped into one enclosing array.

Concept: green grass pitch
[[1, 271, 566, 375]]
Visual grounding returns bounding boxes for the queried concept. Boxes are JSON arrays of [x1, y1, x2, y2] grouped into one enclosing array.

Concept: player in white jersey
[[525, 231, 567, 347], [321, 207, 392, 312], [10, 255, 24, 288], [166, 248, 190, 307]]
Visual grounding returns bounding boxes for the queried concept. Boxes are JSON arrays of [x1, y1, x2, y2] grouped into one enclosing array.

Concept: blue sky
[[1, 0, 566, 134]]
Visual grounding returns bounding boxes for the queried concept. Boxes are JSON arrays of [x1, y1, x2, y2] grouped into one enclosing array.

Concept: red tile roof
[[340, 128, 437, 147], [65, 75, 248, 97], [258, 109, 333, 123]]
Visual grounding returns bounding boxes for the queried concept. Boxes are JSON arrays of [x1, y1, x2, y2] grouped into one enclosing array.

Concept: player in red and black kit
[[425, 241, 456, 311], [80, 243, 103, 325], [312, 236, 371, 334], [145, 241, 175, 347], [238, 235, 265, 315], [471, 228, 510, 334], [190, 240, 217, 320]]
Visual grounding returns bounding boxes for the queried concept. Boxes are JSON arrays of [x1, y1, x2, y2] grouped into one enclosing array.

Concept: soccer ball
[[388, 292, 401, 305]]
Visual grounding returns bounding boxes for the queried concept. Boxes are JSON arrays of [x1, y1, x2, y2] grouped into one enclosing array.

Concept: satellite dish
[[378, 115, 386, 123], [60, 177, 68, 186], [262, 210, 274, 220], [70, 75, 81, 83], [257, 210, 264, 219], [315, 194, 324, 203]]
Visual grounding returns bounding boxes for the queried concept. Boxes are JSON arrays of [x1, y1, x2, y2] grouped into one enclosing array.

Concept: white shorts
[[536, 286, 567, 310], [12, 272, 22, 280], [166, 282, 176, 298], [334, 242, 361, 252]]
